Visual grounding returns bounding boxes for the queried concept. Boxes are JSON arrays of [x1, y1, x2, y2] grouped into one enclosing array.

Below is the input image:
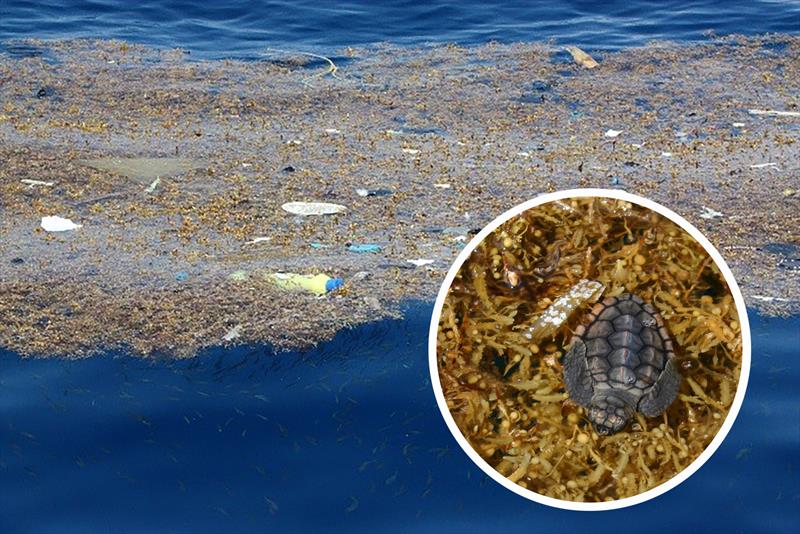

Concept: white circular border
[[428, 188, 751, 511]]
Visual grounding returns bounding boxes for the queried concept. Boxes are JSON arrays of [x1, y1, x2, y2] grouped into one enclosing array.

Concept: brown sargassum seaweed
[[436, 197, 743, 502]]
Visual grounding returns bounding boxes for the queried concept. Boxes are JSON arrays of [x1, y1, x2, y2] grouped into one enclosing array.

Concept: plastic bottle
[[267, 273, 343, 296]]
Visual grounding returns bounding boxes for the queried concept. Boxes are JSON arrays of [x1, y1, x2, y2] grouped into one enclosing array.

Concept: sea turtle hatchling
[[563, 293, 681, 435]]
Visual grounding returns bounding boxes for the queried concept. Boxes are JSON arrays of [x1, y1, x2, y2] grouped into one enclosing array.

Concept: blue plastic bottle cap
[[326, 278, 344, 292]]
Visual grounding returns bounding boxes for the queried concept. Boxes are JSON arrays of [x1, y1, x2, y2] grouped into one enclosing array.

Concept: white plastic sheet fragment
[[524, 279, 605, 341], [281, 202, 346, 216], [41, 216, 82, 232], [748, 109, 800, 118], [700, 206, 723, 219], [604, 129, 623, 138], [407, 259, 435, 267], [565, 46, 599, 69]]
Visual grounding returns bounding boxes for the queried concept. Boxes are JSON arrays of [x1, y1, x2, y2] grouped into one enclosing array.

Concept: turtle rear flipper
[[637, 359, 682, 417], [563, 338, 593, 407]]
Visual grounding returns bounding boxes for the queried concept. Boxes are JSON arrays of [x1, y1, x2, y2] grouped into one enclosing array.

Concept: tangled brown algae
[[0, 35, 797, 357], [436, 197, 743, 501]]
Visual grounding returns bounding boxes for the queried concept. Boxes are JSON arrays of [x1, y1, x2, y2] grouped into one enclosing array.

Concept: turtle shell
[[563, 293, 681, 431]]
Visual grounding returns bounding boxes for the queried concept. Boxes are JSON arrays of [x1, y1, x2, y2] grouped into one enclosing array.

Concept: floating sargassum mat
[[523, 279, 605, 342]]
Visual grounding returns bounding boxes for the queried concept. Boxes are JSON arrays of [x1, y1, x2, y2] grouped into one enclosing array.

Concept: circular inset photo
[[429, 189, 750, 510]]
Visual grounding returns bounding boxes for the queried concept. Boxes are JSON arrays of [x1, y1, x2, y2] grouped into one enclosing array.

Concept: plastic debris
[[323, 128, 341, 134], [223, 325, 242, 342], [355, 188, 393, 197], [407, 259, 435, 267], [281, 202, 346, 216], [309, 242, 332, 249], [175, 271, 189, 282], [347, 244, 382, 253], [228, 270, 249, 281], [661, 152, 673, 157], [145, 177, 160, 193], [524, 279, 605, 341], [604, 129, 623, 138], [748, 109, 800, 117], [433, 183, 451, 189], [732, 122, 745, 127], [401, 148, 419, 154], [565, 46, 599, 69], [21, 179, 54, 187], [41, 216, 82, 232], [750, 162, 779, 169], [751, 295, 791, 303], [245, 237, 271, 245], [700, 206, 723, 219], [267, 272, 343, 296]]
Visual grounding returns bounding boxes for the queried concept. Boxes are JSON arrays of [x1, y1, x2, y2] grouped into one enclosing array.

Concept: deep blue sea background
[[1, 1, 799, 533], [2, 0, 800, 58], [0, 306, 798, 533]]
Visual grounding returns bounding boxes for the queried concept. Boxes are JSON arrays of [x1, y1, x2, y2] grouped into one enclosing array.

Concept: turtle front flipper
[[637, 358, 682, 417], [563, 338, 593, 407]]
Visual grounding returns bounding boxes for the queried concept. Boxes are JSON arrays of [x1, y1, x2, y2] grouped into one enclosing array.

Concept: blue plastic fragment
[[347, 244, 382, 253], [310, 242, 331, 249], [325, 278, 344, 292], [175, 271, 189, 281]]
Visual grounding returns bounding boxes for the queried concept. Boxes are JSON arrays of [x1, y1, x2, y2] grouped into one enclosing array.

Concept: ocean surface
[[0, 305, 797, 533], [1, 2, 799, 532], [1, 0, 800, 59]]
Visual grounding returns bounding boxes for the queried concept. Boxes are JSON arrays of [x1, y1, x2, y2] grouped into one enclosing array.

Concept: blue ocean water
[[1, 0, 800, 59], [0, 305, 797, 533]]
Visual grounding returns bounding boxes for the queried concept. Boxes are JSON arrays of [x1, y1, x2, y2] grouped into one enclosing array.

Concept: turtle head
[[589, 394, 634, 436]]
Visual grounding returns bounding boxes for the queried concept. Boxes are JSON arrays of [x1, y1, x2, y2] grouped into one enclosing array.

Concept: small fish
[[264, 497, 279, 515], [358, 459, 377, 473], [344, 496, 359, 513]]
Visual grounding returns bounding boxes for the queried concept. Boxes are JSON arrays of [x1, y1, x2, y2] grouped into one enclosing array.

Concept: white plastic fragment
[[281, 202, 347, 216], [604, 129, 623, 138], [223, 324, 242, 342], [407, 259, 435, 267], [750, 162, 779, 169], [145, 177, 160, 193], [21, 179, 54, 187], [245, 237, 271, 245], [401, 148, 419, 155], [661, 152, 673, 157], [565, 46, 599, 69], [732, 122, 745, 127], [41, 216, 82, 232], [433, 183, 451, 189], [748, 109, 800, 117], [355, 188, 369, 197], [324, 128, 341, 134], [385, 129, 403, 135], [751, 295, 791, 303], [700, 206, 723, 219], [525, 279, 605, 341]]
